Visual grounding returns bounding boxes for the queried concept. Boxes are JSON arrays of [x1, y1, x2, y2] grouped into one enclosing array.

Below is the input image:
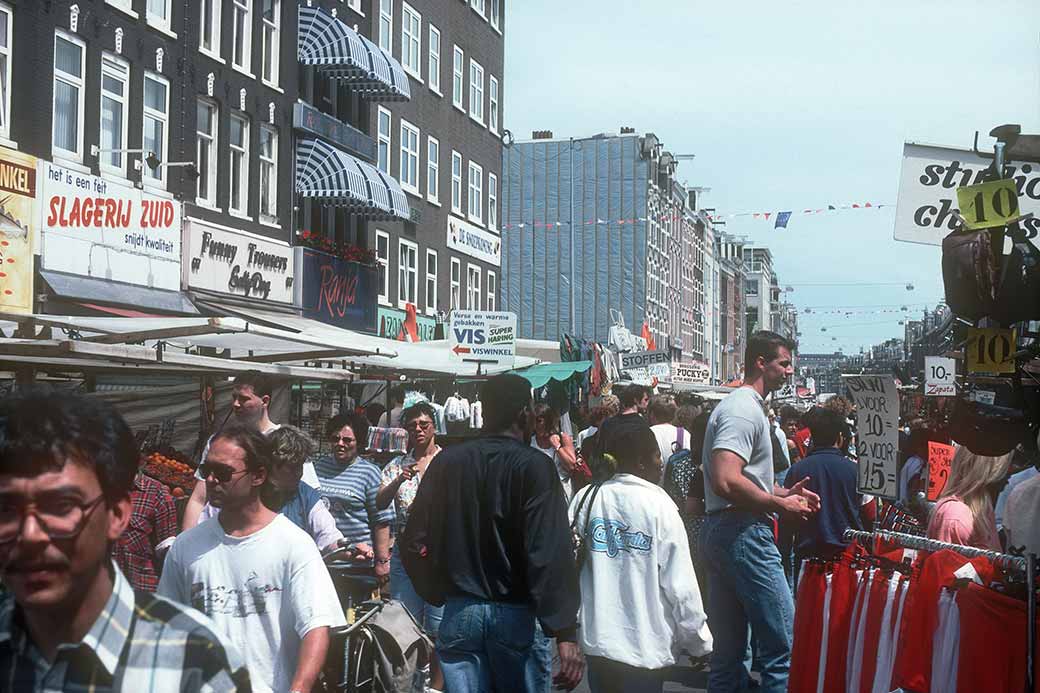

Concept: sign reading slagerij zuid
[[894, 142, 1040, 246]]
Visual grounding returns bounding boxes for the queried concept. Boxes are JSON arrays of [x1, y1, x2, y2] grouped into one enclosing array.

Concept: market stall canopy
[[517, 339, 562, 363], [512, 361, 593, 388], [296, 138, 411, 220], [40, 270, 199, 316]]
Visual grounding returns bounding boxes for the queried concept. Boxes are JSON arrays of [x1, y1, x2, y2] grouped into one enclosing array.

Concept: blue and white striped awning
[[298, 5, 410, 102], [296, 138, 411, 220]]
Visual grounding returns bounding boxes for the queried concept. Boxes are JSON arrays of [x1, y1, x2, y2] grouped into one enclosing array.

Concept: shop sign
[[40, 161, 181, 290], [449, 310, 516, 367], [894, 142, 1040, 246], [924, 356, 956, 397], [0, 148, 37, 314], [673, 361, 710, 384], [377, 306, 437, 341], [296, 247, 378, 331], [447, 215, 501, 266], [844, 375, 899, 501], [184, 220, 294, 304], [620, 350, 670, 372]]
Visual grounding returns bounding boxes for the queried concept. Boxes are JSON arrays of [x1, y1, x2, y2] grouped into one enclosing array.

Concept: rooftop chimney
[[532, 130, 553, 140], [620, 126, 635, 134]]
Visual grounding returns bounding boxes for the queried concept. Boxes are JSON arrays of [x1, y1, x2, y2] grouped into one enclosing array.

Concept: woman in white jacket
[[569, 417, 713, 693]]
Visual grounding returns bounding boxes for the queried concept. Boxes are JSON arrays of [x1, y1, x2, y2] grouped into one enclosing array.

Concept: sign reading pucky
[[184, 219, 294, 304]]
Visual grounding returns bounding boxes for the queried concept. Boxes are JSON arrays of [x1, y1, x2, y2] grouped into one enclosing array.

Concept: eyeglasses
[[405, 420, 433, 431], [198, 463, 251, 484], [0, 494, 106, 545], [329, 435, 356, 444]]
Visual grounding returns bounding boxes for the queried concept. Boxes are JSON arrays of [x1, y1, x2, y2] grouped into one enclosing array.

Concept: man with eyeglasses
[[160, 426, 345, 693], [0, 389, 251, 692]]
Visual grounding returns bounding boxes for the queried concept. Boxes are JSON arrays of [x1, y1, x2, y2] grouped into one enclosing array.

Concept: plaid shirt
[[0, 562, 252, 692], [112, 473, 177, 592]]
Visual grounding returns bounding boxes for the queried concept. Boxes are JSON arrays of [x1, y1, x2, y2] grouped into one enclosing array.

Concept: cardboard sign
[[955, 178, 1020, 230], [971, 390, 996, 405], [673, 362, 710, 384], [966, 327, 1015, 374], [844, 375, 900, 500], [924, 356, 957, 397], [620, 350, 670, 372], [927, 441, 955, 501], [0, 147, 36, 314], [449, 310, 516, 367]]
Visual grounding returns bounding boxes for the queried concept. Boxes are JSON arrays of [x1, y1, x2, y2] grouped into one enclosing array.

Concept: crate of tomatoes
[[140, 447, 196, 500]]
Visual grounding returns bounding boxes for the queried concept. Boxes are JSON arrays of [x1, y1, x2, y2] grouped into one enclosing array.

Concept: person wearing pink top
[[927, 446, 1011, 551]]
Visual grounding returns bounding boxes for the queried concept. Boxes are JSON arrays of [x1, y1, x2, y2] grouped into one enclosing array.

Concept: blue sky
[[503, 0, 1040, 353]]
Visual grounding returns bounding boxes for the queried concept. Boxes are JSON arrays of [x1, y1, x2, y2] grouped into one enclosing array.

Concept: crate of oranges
[[140, 448, 196, 499]]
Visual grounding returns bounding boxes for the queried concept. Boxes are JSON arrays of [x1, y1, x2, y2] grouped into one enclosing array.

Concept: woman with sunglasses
[[530, 404, 579, 502], [376, 401, 444, 692]]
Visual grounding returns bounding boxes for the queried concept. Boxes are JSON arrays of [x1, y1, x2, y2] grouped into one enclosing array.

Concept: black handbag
[[942, 228, 1040, 325]]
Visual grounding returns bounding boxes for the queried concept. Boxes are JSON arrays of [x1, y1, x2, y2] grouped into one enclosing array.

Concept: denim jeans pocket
[[438, 600, 479, 651], [488, 604, 536, 653]]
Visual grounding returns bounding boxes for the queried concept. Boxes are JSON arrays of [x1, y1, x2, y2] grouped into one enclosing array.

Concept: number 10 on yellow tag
[[966, 327, 1016, 374]]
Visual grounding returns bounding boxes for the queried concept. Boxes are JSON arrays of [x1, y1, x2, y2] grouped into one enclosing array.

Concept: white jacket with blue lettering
[[568, 473, 713, 668]]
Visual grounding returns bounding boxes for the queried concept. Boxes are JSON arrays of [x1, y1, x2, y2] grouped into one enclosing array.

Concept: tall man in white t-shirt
[[160, 427, 345, 693], [700, 331, 821, 693], [648, 394, 682, 483]]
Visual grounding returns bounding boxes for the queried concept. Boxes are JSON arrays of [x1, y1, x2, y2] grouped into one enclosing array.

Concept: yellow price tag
[[966, 327, 1016, 374], [956, 178, 1021, 230]]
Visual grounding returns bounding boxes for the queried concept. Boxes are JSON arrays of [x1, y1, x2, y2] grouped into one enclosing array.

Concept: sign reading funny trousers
[[449, 310, 516, 368], [0, 148, 37, 314], [844, 375, 899, 501]]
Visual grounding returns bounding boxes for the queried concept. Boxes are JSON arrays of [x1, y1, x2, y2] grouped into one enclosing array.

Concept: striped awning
[[296, 138, 411, 220], [298, 5, 410, 102]]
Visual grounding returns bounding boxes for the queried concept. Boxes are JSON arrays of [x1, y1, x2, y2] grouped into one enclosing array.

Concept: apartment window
[[229, 114, 249, 215], [426, 136, 440, 202], [470, 0, 486, 15], [147, 0, 170, 29], [491, 0, 500, 30], [487, 172, 498, 230], [398, 239, 418, 308], [259, 125, 278, 219], [451, 151, 462, 213], [142, 73, 169, 186], [261, 0, 280, 85], [489, 75, 499, 133], [200, 0, 222, 55], [428, 25, 441, 93], [425, 249, 438, 316], [468, 59, 484, 122], [378, 0, 392, 53], [399, 120, 419, 193], [99, 54, 129, 175], [401, 3, 421, 78], [466, 264, 481, 311], [232, 0, 252, 72], [450, 257, 461, 310], [467, 162, 483, 223], [452, 46, 464, 109], [0, 4, 11, 139], [377, 106, 391, 175], [487, 271, 497, 312], [196, 99, 218, 206], [376, 231, 390, 304], [53, 32, 85, 161]]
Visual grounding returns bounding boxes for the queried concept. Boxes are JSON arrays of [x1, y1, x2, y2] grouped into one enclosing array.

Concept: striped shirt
[[313, 454, 395, 557], [0, 562, 250, 692]]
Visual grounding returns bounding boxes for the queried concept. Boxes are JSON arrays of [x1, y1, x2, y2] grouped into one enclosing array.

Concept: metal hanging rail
[[842, 528, 1027, 573]]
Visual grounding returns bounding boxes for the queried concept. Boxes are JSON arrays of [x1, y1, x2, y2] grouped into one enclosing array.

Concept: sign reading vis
[[449, 310, 517, 368]]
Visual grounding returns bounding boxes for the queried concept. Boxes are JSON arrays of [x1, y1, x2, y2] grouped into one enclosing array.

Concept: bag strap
[[570, 483, 599, 533], [581, 483, 603, 540]]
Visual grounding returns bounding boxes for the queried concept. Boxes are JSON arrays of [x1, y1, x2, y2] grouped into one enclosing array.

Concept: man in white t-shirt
[[648, 394, 684, 483], [160, 427, 346, 693]]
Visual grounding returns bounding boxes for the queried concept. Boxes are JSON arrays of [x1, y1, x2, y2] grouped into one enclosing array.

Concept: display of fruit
[[141, 449, 195, 493]]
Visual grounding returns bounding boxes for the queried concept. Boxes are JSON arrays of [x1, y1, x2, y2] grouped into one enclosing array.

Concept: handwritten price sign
[[844, 375, 900, 501], [927, 442, 955, 501]]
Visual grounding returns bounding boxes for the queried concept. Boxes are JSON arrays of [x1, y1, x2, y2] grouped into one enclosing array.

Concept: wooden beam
[[232, 348, 356, 363]]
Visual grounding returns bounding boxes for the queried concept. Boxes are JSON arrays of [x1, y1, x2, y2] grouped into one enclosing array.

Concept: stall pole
[[1028, 553, 1036, 693]]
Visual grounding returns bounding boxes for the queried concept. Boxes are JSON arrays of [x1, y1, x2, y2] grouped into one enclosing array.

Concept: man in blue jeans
[[700, 331, 821, 693]]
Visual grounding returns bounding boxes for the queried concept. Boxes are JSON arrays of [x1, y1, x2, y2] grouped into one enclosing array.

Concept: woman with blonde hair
[[926, 446, 1011, 550]]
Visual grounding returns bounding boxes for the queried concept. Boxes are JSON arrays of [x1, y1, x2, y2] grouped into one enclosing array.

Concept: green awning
[[513, 361, 593, 388]]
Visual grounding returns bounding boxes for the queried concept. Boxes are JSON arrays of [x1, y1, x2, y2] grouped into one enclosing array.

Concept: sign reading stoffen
[[621, 350, 670, 372]]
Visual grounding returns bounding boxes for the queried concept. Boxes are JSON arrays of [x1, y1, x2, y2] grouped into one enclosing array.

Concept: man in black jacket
[[402, 374, 584, 692]]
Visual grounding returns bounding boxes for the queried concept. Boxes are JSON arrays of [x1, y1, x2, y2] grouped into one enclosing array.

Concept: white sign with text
[[447, 216, 502, 266], [924, 356, 957, 397], [844, 375, 900, 501], [449, 310, 516, 367], [183, 219, 294, 304]]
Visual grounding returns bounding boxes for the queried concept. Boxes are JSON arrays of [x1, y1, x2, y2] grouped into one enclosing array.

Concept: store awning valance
[[298, 5, 410, 102], [512, 361, 593, 389], [296, 138, 410, 220]]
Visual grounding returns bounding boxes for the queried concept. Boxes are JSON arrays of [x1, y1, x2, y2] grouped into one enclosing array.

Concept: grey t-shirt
[[701, 387, 775, 513]]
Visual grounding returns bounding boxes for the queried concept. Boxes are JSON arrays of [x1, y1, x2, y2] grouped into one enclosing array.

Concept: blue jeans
[[700, 511, 794, 693], [390, 552, 444, 636], [437, 596, 549, 693]]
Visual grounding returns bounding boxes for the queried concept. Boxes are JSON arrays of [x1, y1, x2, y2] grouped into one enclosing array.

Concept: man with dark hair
[[160, 426, 345, 693], [378, 384, 408, 429], [401, 374, 584, 692], [700, 331, 820, 693], [648, 394, 683, 483], [618, 384, 651, 417], [0, 389, 250, 691]]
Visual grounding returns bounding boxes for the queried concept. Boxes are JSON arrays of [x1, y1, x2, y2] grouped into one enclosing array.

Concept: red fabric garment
[[789, 562, 828, 693], [112, 473, 178, 592], [793, 427, 811, 458], [857, 570, 891, 693], [821, 560, 859, 692], [956, 582, 1028, 693]]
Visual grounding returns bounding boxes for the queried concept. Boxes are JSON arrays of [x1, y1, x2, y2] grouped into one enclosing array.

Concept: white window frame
[[199, 0, 222, 59], [376, 230, 391, 305], [467, 161, 483, 224], [452, 46, 464, 111], [489, 75, 499, 134], [466, 263, 481, 311], [0, 4, 12, 142], [195, 98, 218, 207], [491, 0, 500, 31], [259, 124, 278, 220], [468, 59, 484, 124], [397, 238, 418, 309], [425, 249, 438, 316], [261, 0, 280, 87], [146, 0, 172, 32], [106, 0, 137, 16], [451, 151, 463, 214], [232, 0, 253, 75], [228, 113, 250, 216], [487, 172, 498, 231], [99, 53, 129, 177], [470, 0, 486, 17], [141, 72, 169, 189], [399, 119, 420, 194], [487, 270, 497, 312], [401, 3, 421, 80], [378, 0, 393, 54], [347, 0, 363, 13], [52, 31, 86, 163], [377, 106, 392, 175], [427, 24, 441, 95], [426, 136, 440, 203], [450, 257, 461, 310]]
